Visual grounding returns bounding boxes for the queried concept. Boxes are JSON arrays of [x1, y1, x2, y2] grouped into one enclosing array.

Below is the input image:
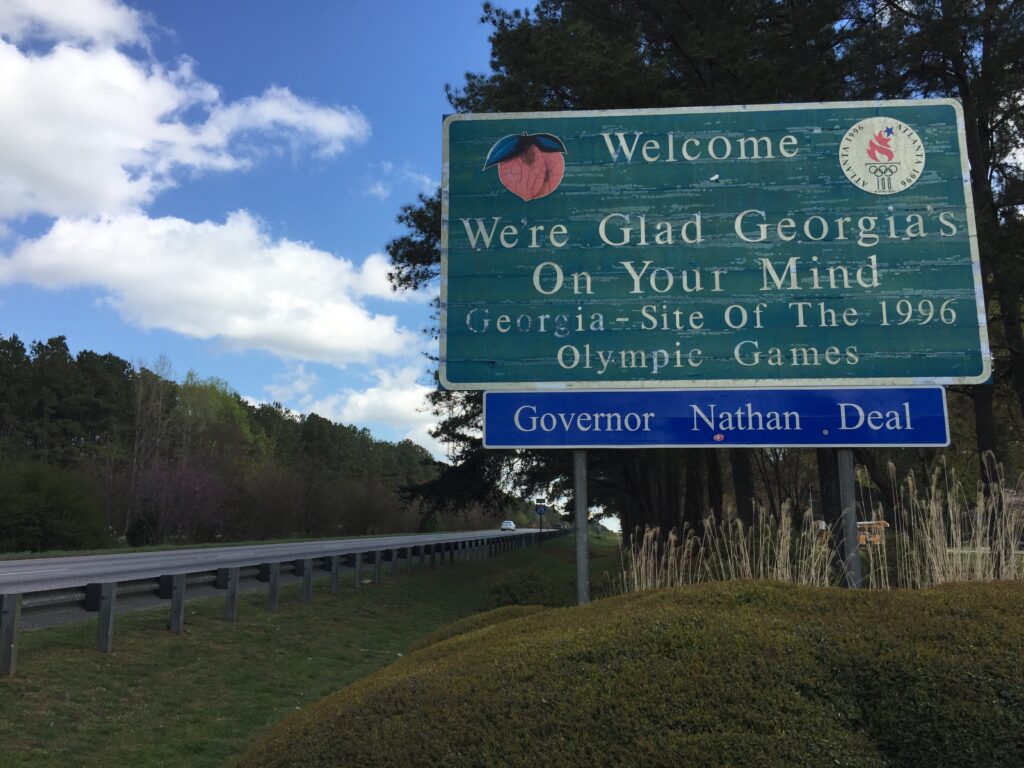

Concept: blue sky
[[0, 0, 515, 456]]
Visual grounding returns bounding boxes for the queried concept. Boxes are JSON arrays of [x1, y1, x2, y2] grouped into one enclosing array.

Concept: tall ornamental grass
[[619, 504, 840, 593], [620, 466, 1023, 593], [891, 465, 1024, 588]]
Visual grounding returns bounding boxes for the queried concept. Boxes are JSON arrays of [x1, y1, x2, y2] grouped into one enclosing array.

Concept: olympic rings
[[867, 163, 899, 177]]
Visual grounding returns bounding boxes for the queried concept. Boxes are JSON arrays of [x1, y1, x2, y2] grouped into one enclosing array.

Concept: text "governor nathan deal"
[[483, 389, 948, 449]]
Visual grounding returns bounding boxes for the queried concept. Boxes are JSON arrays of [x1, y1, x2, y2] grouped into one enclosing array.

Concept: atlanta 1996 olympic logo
[[839, 117, 925, 195]]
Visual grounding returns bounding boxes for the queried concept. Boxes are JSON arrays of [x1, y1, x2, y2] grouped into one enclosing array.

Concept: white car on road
[[500, 520, 516, 531]]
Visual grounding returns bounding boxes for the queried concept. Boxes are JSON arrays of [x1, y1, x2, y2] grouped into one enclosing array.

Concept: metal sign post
[[574, 451, 590, 604], [836, 448, 863, 588], [535, 498, 547, 545]]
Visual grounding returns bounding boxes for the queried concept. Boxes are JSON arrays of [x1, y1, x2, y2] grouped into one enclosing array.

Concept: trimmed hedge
[[239, 582, 1024, 768], [410, 604, 548, 652]]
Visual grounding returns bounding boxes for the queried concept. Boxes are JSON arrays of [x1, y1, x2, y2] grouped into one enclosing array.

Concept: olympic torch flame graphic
[[866, 130, 895, 162]]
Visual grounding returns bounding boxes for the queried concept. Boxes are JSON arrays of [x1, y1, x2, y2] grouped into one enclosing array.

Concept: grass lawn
[[0, 531, 621, 768]]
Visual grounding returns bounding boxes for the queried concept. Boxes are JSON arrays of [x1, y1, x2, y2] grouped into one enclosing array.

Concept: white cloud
[[265, 364, 319, 403], [353, 252, 405, 300], [0, 32, 370, 220], [368, 162, 437, 200], [0, 0, 144, 47], [198, 86, 369, 160], [306, 366, 442, 457], [0, 211, 422, 366], [401, 169, 437, 193], [367, 180, 390, 199]]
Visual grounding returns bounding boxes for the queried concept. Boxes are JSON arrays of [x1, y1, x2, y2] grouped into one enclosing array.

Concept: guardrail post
[[429, 544, 437, 568], [449, 543, 456, 565], [157, 575, 174, 599], [1, 594, 21, 677], [225, 568, 239, 621], [352, 553, 363, 588], [301, 559, 313, 604], [170, 574, 186, 634], [267, 563, 280, 612], [389, 549, 399, 578], [417, 545, 425, 568], [84, 583, 103, 611], [97, 583, 116, 652], [373, 551, 382, 583], [329, 556, 340, 594], [403, 547, 412, 573]]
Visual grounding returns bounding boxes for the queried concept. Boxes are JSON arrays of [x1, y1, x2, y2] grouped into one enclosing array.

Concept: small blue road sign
[[483, 387, 947, 449]]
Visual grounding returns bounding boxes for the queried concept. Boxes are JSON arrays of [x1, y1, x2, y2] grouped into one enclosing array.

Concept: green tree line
[[0, 334, 452, 553], [387, 0, 1024, 535]]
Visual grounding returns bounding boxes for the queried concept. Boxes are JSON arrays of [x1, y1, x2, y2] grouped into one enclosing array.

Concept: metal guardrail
[[0, 528, 566, 676]]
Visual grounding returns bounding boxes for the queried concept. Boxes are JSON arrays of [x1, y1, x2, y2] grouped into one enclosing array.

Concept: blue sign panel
[[483, 387, 947, 448]]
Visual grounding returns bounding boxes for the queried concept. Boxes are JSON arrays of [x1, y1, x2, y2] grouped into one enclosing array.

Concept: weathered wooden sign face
[[440, 100, 989, 390]]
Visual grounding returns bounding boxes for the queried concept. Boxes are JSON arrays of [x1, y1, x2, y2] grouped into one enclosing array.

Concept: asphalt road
[[0, 529, 535, 595]]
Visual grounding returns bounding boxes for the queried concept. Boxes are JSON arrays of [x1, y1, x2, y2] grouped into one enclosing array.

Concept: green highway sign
[[440, 100, 989, 390]]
